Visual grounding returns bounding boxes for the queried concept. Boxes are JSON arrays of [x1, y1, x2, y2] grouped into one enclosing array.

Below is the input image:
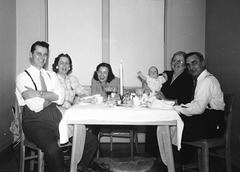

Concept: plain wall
[[109, 0, 164, 87], [0, 0, 16, 151], [16, 0, 47, 75], [48, 0, 103, 86], [48, 0, 165, 87], [205, 0, 240, 167], [165, 0, 206, 69]]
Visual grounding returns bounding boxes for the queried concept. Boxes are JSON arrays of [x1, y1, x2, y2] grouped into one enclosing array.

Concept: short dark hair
[[186, 52, 204, 61], [30, 41, 49, 53], [93, 62, 115, 83], [52, 53, 73, 75]]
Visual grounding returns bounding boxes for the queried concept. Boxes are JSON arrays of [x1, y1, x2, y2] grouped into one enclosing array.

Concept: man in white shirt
[[174, 52, 225, 168], [16, 41, 66, 172], [16, 41, 97, 172]]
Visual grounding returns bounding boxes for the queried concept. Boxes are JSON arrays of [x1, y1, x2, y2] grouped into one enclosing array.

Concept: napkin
[[150, 99, 175, 109], [79, 94, 103, 104]]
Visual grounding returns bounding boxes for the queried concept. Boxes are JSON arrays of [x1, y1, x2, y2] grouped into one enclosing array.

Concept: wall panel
[[48, 0, 164, 87], [48, 0, 102, 85]]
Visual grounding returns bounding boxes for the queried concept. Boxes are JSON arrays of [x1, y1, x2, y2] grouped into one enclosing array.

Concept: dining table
[[59, 100, 184, 172]]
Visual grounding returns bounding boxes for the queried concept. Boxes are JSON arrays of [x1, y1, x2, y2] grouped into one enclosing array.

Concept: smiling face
[[30, 45, 48, 70], [171, 54, 186, 74], [57, 56, 70, 76], [97, 66, 109, 83], [186, 54, 205, 78], [148, 67, 159, 79]]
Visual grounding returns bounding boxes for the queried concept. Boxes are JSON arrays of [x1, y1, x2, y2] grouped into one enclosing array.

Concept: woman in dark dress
[[145, 51, 193, 157], [161, 70, 193, 105]]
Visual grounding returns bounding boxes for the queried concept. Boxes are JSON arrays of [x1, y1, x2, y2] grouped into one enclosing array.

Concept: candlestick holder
[[119, 94, 124, 104]]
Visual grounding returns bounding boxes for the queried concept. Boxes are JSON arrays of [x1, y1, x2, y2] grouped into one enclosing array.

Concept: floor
[[0, 142, 239, 172]]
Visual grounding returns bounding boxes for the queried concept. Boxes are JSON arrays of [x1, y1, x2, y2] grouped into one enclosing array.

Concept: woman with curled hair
[[91, 62, 120, 99], [52, 53, 89, 108], [52, 53, 97, 171]]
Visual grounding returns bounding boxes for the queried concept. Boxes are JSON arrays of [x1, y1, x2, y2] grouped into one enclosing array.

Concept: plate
[[78, 102, 90, 106], [80, 94, 103, 104]]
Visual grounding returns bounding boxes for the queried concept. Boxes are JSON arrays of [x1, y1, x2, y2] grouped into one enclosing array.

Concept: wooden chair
[[14, 101, 45, 172], [15, 100, 71, 172], [97, 126, 139, 161], [182, 93, 235, 172]]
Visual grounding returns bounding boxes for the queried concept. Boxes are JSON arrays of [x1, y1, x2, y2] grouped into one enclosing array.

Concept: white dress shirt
[[16, 65, 65, 112], [178, 69, 225, 116]]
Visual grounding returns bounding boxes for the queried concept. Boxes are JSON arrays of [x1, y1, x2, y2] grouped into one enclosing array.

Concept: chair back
[[223, 93, 235, 142], [13, 99, 25, 145]]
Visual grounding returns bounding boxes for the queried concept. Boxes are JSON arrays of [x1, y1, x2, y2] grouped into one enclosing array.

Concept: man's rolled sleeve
[[16, 73, 45, 112]]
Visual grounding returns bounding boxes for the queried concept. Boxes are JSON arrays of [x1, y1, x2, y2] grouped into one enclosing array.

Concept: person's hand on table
[[173, 104, 188, 114], [73, 93, 89, 105]]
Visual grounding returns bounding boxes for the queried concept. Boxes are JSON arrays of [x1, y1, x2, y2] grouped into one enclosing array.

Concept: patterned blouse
[[57, 74, 89, 108]]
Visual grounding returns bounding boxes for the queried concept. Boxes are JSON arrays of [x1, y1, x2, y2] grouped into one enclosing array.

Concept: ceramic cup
[[133, 97, 141, 107]]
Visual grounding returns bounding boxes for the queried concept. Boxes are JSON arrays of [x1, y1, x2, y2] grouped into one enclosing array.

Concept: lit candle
[[120, 60, 123, 96]]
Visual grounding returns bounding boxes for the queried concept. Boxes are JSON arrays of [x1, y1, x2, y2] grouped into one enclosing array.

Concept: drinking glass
[[110, 87, 117, 99], [105, 86, 112, 100]]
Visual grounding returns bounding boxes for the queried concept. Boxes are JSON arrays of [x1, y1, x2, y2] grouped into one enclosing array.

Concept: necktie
[[191, 78, 197, 100], [40, 71, 47, 91]]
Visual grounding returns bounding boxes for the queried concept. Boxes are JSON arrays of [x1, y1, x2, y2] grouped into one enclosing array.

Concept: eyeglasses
[[172, 59, 184, 65]]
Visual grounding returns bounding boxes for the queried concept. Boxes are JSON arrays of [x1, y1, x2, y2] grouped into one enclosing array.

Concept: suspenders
[[24, 70, 51, 91], [25, 70, 38, 90]]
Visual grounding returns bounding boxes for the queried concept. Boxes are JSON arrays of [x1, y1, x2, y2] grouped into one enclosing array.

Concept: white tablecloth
[[59, 103, 183, 149], [59, 103, 184, 172]]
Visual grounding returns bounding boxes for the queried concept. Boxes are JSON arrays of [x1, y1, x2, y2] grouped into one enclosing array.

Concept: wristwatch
[[39, 91, 43, 97]]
